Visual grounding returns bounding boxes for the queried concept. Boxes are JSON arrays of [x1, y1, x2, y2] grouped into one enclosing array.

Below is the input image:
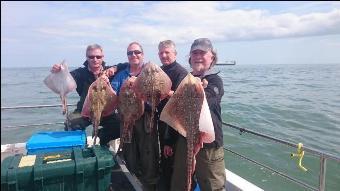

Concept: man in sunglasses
[[110, 42, 145, 94], [50, 44, 127, 146], [111, 42, 163, 191]]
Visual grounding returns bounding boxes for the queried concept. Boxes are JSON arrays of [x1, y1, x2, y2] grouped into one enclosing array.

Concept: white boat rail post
[[65, 104, 71, 131], [319, 155, 326, 191]]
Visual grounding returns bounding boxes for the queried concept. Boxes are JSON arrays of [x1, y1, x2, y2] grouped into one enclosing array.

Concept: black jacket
[[158, 61, 188, 146], [194, 70, 224, 148], [70, 61, 127, 112], [158, 61, 188, 113]]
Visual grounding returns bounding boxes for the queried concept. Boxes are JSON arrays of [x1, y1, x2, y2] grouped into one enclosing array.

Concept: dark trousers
[[121, 111, 161, 191], [170, 136, 226, 191], [157, 121, 175, 191], [64, 111, 120, 146]]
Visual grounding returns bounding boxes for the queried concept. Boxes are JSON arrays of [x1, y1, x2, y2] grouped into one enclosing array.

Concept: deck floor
[[110, 162, 136, 191]]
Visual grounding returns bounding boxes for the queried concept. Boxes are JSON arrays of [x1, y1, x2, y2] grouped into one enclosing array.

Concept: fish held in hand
[[160, 73, 215, 191], [133, 62, 172, 131], [44, 60, 76, 115], [81, 76, 118, 145], [118, 77, 144, 144]]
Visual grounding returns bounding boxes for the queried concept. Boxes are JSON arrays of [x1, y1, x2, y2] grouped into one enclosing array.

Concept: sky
[[1, 1, 340, 68]]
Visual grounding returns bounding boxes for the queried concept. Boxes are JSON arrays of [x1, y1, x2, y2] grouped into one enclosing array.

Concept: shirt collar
[[192, 68, 220, 78]]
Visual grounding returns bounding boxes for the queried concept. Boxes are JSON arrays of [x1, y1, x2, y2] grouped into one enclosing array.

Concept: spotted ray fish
[[81, 76, 118, 145], [118, 77, 144, 144], [44, 60, 77, 115], [160, 73, 215, 191], [133, 62, 172, 132]]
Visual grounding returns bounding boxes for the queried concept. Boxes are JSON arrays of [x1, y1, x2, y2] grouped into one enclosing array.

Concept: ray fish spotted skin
[[44, 60, 76, 115], [133, 62, 172, 132], [160, 73, 207, 191], [118, 77, 144, 144], [81, 76, 117, 145]]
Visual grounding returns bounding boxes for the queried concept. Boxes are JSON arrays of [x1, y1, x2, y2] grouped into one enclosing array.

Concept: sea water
[[1, 64, 339, 190]]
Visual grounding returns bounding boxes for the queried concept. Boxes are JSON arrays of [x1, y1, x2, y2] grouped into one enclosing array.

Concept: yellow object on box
[[44, 154, 61, 160], [46, 159, 72, 164], [18, 155, 36, 167]]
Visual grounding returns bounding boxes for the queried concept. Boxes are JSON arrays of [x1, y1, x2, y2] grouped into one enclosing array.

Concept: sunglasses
[[88, 55, 103, 59], [127, 50, 142, 56]]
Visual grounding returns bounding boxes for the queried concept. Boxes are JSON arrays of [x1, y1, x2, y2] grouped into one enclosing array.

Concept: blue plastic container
[[26, 130, 86, 154]]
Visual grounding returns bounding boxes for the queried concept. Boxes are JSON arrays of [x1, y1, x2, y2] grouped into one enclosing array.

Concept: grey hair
[[158, 40, 177, 54], [86, 44, 103, 57], [127, 42, 144, 53], [188, 49, 218, 68]]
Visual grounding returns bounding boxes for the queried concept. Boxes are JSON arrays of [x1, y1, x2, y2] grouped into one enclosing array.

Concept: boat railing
[[222, 122, 340, 191], [1, 104, 76, 110], [2, 104, 339, 191]]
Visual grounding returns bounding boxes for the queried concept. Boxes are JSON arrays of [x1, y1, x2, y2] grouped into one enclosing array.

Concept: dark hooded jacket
[[158, 61, 188, 146], [70, 61, 127, 112], [194, 69, 224, 148]]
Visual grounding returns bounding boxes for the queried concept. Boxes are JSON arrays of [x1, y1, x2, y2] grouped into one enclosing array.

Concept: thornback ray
[[160, 73, 215, 191], [44, 60, 77, 115], [118, 77, 144, 145], [81, 76, 118, 145], [133, 62, 172, 132], [160, 73, 215, 142]]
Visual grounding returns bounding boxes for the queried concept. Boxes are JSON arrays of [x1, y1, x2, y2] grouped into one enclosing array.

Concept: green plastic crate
[[1, 146, 114, 191]]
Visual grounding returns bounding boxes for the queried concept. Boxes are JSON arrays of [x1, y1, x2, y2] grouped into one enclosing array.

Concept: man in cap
[[170, 38, 226, 191]]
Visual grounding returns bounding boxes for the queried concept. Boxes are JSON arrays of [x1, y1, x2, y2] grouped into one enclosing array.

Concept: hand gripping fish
[[81, 74, 118, 145], [133, 62, 172, 132], [160, 73, 215, 191], [44, 60, 77, 115], [118, 77, 144, 144]]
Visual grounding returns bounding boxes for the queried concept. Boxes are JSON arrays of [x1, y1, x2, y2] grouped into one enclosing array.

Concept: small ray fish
[[81, 75, 117, 145], [133, 62, 172, 132], [44, 60, 77, 115], [118, 77, 144, 144], [160, 73, 215, 191]]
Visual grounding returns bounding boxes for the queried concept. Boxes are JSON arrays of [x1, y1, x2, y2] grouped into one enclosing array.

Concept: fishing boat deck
[[110, 153, 141, 191], [4, 104, 338, 190], [1, 136, 263, 191]]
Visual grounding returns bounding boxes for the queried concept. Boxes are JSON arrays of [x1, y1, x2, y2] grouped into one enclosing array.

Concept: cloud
[[67, 17, 118, 29], [2, 1, 340, 46], [36, 17, 117, 39], [278, 1, 340, 14], [135, 2, 340, 43]]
